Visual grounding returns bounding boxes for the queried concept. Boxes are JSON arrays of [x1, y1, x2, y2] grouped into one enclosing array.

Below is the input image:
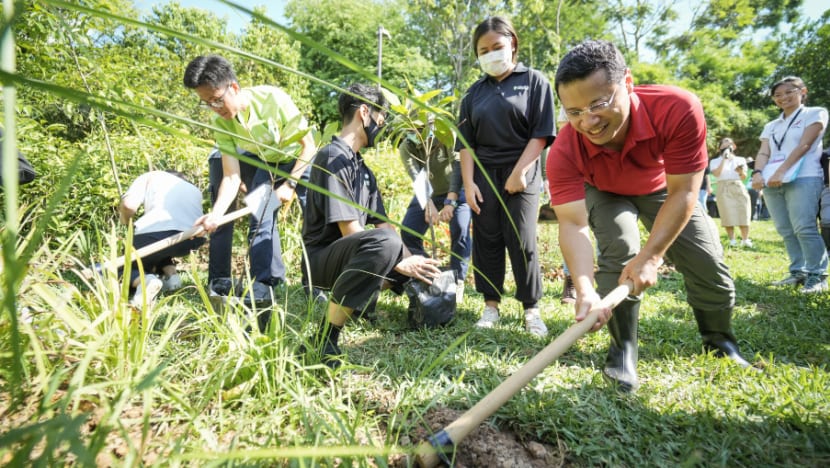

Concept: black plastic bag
[[405, 270, 457, 328]]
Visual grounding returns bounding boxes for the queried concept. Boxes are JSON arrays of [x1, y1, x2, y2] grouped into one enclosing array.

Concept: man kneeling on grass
[[301, 83, 441, 368]]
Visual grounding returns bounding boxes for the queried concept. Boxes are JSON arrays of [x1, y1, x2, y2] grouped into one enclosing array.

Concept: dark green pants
[[585, 186, 735, 314]]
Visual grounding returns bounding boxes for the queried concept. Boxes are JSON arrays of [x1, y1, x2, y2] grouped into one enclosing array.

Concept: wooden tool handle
[[415, 282, 632, 468], [80, 206, 253, 279]]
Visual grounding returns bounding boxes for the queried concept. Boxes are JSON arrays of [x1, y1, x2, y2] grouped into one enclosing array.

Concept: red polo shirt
[[547, 85, 708, 205]]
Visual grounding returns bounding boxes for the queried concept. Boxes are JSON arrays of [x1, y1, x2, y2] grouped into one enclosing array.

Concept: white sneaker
[[161, 273, 183, 292], [130, 274, 163, 309], [525, 308, 548, 337], [456, 280, 465, 303], [800, 275, 828, 294], [475, 306, 499, 328], [729, 239, 737, 247], [741, 239, 753, 248]]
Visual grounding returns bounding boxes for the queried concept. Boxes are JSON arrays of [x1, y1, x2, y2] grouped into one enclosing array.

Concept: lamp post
[[376, 25, 391, 89]]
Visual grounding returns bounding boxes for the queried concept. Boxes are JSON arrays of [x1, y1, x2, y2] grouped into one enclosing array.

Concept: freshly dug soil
[[395, 406, 566, 467]]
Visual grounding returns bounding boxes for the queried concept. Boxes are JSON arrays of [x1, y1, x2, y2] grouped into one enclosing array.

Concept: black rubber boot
[[603, 302, 640, 393], [693, 309, 752, 368]]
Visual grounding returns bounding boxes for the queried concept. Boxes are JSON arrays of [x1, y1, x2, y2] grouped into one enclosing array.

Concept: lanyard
[[771, 107, 803, 152]]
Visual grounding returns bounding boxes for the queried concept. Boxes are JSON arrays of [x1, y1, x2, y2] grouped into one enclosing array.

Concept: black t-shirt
[[455, 64, 556, 167], [302, 136, 387, 252]]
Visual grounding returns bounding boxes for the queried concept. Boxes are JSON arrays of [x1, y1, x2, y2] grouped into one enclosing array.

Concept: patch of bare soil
[[1, 391, 181, 466], [394, 407, 566, 468], [541, 265, 568, 284], [657, 262, 677, 278], [89, 403, 182, 467]]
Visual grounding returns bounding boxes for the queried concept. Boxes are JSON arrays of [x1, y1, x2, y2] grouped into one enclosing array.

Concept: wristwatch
[[286, 179, 298, 189], [444, 199, 458, 208]]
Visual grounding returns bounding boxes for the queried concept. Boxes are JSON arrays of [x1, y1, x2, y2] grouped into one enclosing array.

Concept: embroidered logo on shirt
[[514, 85, 529, 91]]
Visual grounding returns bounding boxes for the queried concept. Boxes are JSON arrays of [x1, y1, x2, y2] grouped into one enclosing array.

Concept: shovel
[[80, 184, 279, 279], [414, 282, 633, 468]]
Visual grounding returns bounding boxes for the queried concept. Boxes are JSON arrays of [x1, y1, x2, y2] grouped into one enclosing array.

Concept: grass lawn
[[1, 149, 828, 466]]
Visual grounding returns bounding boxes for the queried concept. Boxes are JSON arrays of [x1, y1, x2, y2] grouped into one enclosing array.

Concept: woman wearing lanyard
[[710, 137, 753, 247], [457, 16, 556, 336], [751, 76, 828, 293]]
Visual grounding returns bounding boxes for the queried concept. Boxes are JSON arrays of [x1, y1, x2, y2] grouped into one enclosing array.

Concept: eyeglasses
[[564, 85, 620, 118], [772, 88, 802, 100], [199, 85, 231, 109]]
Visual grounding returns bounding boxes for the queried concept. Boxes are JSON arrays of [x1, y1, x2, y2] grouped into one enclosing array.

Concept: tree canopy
[[3, 0, 828, 160]]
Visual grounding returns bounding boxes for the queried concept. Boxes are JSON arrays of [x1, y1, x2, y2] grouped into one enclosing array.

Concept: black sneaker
[[800, 274, 828, 294], [209, 277, 241, 296], [352, 296, 378, 322], [312, 287, 328, 304], [241, 281, 275, 308]]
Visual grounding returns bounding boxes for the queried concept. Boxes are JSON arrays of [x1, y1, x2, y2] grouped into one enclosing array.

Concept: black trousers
[[471, 162, 542, 307], [306, 229, 404, 311], [128, 230, 205, 283]]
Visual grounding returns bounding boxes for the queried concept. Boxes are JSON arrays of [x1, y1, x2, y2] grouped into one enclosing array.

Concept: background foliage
[[6, 0, 827, 164]]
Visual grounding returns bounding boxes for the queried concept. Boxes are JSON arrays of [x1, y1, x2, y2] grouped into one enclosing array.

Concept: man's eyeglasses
[[200, 85, 231, 109], [772, 88, 802, 100], [565, 85, 620, 118]]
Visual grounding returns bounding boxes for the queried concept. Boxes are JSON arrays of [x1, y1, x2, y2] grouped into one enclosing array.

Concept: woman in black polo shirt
[[457, 16, 556, 337]]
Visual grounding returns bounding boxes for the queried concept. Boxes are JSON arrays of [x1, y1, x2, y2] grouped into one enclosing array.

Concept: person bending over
[[119, 170, 205, 308], [183, 54, 316, 310], [547, 40, 751, 393]]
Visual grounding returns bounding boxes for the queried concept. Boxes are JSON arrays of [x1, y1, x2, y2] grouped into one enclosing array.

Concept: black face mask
[[363, 115, 381, 148]]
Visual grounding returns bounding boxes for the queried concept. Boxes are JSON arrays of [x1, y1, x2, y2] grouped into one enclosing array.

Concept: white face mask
[[479, 47, 513, 77]]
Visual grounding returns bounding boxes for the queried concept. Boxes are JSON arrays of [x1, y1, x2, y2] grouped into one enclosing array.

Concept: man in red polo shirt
[[547, 40, 751, 392]]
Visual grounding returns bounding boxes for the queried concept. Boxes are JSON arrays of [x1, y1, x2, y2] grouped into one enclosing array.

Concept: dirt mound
[[396, 407, 565, 467]]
